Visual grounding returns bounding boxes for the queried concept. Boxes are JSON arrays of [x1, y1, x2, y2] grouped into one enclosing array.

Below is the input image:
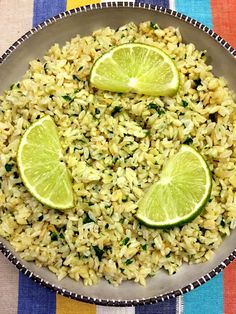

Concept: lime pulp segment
[[136, 145, 212, 228], [17, 116, 74, 210], [90, 43, 179, 96]]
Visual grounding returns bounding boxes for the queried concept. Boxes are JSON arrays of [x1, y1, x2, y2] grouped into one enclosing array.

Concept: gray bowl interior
[[0, 7, 235, 302]]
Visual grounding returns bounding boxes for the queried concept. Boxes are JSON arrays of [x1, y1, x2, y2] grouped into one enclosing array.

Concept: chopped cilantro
[[95, 108, 100, 115], [111, 106, 122, 117], [105, 223, 109, 229], [50, 231, 58, 241], [73, 75, 80, 82], [78, 66, 83, 71], [10, 84, 14, 90], [150, 21, 159, 30], [141, 244, 147, 251], [44, 63, 48, 74], [38, 215, 44, 221], [121, 237, 130, 246], [49, 95, 54, 99], [148, 103, 165, 115], [62, 95, 73, 102], [88, 202, 94, 206], [83, 212, 95, 224], [166, 252, 171, 258], [93, 245, 105, 261], [181, 100, 188, 108], [117, 92, 123, 96], [194, 79, 202, 87], [144, 130, 151, 137], [5, 163, 13, 172], [125, 258, 133, 266], [220, 219, 226, 227], [16, 83, 20, 88], [59, 233, 65, 239], [183, 137, 193, 145]]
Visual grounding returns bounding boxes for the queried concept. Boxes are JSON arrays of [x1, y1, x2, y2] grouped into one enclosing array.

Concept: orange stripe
[[224, 259, 236, 314], [211, 0, 236, 48], [56, 294, 96, 314]]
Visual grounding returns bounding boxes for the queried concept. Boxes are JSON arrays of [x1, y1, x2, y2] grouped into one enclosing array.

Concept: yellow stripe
[[66, 0, 101, 10], [56, 294, 96, 314]]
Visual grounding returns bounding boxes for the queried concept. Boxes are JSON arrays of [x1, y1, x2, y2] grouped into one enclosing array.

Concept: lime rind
[[136, 145, 212, 228], [17, 116, 74, 210], [90, 43, 179, 97]]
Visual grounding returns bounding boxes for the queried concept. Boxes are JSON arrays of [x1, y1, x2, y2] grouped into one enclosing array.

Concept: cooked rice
[[0, 22, 236, 286]]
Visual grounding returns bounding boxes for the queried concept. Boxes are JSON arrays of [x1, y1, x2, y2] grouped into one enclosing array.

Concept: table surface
[[0, 1, 236, 314]]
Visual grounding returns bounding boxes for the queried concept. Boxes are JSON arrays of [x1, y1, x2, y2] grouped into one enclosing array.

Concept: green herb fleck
[[166, 252, 171, 258], [144, 130, 151, 137], [150, 21, 159, 30], [183, 137, 193, 145], [44, 63, 48, 74], [141, 244, 147, 251], [88, 202, 94, 206], [5, 163, 13, 172], [83, 212, 95, 224], [78, 66, 83, 71], [105, 223, 109, 229], [50, 231, 58, 241], [181, 100, 188, 108], [148, 103, 165, 115], [125, 258, 133, 266], [73, 75, 80, 82], [10, 84, 14, 90], [59, 233, 65, 239], [93, 245, 105, 261], [95, 108, 100, 115], [220, 219, 226, 227], [194, 79, 202, 87], [122, 237, 130, 246], [111, 106, 122, 117], [117, 92, 123, 96], [62, 95, 73, 102], [38, 215, 44, 221]]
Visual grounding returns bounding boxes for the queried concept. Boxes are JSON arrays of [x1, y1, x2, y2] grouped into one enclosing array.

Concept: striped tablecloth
[[0, 1, 235, 313]]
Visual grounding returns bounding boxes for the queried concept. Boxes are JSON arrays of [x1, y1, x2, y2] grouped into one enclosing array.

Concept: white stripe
[[176, 296, 184, 314], [96, 306, 135, 314], [169, 0, 176, 10]]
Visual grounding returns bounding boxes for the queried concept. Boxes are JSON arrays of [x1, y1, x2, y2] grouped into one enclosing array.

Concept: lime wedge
[[17, 116, 74, 210], [136, 145, 212, 228], [90, 43, 179, 96]]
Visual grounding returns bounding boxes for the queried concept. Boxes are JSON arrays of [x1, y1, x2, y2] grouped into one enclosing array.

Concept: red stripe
[[224, 259, 236, 314], [211, 0, 236, 48]]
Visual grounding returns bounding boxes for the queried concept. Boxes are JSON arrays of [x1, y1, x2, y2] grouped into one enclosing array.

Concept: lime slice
[[17, 116, 74, 210], [136, 145, 212, 228], [90, 43, 179, 96]]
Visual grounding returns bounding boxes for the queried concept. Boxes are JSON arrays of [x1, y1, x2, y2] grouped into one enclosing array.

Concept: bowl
[[0, 2, 236, 306]]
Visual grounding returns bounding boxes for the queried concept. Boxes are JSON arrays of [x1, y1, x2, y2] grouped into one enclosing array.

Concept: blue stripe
[[33, 0, 66, 26], [135, 0, 169, 7], [183, 274, 224, 314], [175, 0, 212, 28], [136, 299, 177, 314], [18, 273, 56, 314]]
